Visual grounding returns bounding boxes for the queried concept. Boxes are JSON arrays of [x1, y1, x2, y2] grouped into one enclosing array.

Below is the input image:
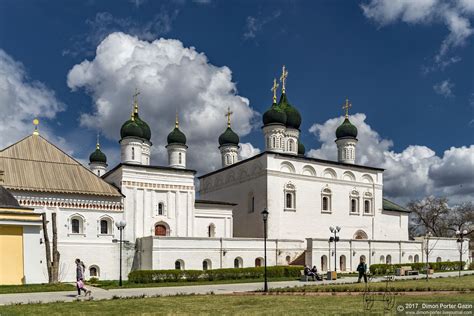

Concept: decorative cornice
[[15, 195, 123, 211], [122, 180, 194, 191]]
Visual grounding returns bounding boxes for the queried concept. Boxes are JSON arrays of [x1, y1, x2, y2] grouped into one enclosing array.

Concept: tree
[[41, 212, 61, 283], [408, 197, 473, 238]]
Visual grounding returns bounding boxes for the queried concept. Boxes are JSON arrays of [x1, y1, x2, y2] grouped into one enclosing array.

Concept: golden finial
[[271, 78, 279, 103], [133, 88, 140, 114], [225, 107, 233, 128], [33, 118, 39, 135], [342, 98, 352, 118], [279, 65, 288, 93], [175, 109, 179, 129], [96, 133, 100, 150]]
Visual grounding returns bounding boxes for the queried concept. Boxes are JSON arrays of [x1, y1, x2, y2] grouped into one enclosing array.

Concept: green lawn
[[0, 283, 75, 295], [0, 293, 472, 315], [271, 274, 474, 293], [90, 276, 300, 289]]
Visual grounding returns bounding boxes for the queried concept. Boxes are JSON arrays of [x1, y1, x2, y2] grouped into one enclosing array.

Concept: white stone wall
[[139, 237, 305, 270], [166, 144, 187, 169], [306, 237, 468, 272], [120, 137, 143, 165], [194, 204, 233, 238]]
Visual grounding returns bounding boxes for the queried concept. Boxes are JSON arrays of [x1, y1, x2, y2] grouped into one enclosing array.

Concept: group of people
[[303, 258, 368, 283], [75, 258, 92, 298], [303, 265, 322, 281]]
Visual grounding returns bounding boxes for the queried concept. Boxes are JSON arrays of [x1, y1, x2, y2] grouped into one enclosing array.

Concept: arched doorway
[[255, 258, 263, 267], [234, 257, 243, 268], [155, 224, 168, 236], [340, 255, 346, 271], [386, 255, 392, 264], [202, 259, 211, 271], [414, 254, 419, 263], [321, 255, 328, 271], [175, 259, 184, 270]]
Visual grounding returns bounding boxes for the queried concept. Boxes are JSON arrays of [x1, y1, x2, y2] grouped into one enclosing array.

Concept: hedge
[[128, 266, 303, 284], [369, 261, 464, 275]]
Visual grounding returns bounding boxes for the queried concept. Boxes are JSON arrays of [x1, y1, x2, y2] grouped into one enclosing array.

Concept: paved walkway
[[0, 271, 472, 306]]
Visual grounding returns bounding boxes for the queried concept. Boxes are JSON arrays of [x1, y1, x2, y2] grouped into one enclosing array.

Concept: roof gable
[[0, 135, 121, 197]]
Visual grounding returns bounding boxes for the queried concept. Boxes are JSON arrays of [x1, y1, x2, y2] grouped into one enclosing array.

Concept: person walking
[[75, 258, 91, 298], [357, 257, 368, 283]]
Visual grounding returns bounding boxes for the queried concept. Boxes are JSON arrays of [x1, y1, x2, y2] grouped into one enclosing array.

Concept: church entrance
[[154, 224, 167, 236]]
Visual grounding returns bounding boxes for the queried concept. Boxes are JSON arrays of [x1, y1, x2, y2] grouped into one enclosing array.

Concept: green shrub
[[468, 262, 474, 271], [369, 261, 463, 275], [88, 277, 99, 284], [128, 266, 303, 284]]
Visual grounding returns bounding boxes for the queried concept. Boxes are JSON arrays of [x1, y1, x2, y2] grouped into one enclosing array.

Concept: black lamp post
[[425, 231, 432, 281], [456, 229, 468, 278], [115, 220, 127, 286], [329, 226, 341, 273], [262, 208, 269, 292]]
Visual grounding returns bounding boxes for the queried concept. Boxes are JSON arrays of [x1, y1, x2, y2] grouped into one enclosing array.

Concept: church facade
[[0, 67, 468, 284]]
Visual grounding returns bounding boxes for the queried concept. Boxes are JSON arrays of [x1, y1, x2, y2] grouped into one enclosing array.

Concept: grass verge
[[0, 292, 472, 315], [0, 283, 75, 295], [271, 274, 474, 293]]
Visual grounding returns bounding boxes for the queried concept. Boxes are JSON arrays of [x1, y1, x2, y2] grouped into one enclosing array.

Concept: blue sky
[[0, 0, 473, 204]]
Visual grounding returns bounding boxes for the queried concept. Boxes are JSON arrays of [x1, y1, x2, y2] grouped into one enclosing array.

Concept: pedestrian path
[[0, 271, 472, 306]]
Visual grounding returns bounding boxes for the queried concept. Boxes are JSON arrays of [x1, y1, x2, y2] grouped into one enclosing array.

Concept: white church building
[[0, 68, 468, 284]]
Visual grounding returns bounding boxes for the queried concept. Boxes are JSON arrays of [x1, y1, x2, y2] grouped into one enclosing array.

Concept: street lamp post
[[329, 226, 341, 276], [115, 220, 127, 286], [262, 208, 269, 293], [425, 231, 432, 281], [456, 229, 468, 278]]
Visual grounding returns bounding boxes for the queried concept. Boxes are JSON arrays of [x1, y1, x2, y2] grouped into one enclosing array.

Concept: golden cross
[[342, 98, 352, 118], [271, 78, 279, 103], [280, 65, 288, 93], [225, 107, 233, 127], [133, 88, 140, 113]]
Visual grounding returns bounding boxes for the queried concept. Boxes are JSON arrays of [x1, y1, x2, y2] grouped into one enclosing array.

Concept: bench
[[300, 270, 316, 281], [395, 266, 419, 276]]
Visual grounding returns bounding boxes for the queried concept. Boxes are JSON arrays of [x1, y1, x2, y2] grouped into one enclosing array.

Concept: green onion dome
[[278, 93, 301, 129], [298, 141, 306, 156], [89, 146, 107, 164], [135, 114, 151, 141], [263, 102, 287, 126], [218, 127, 239, 146], [167, 127, 187, 145], [336, 118, 358, 139], [120, 116, 144, 139]]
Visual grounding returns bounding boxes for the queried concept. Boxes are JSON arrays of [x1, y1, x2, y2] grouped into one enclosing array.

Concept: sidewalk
[[0, 270, 472, 306]]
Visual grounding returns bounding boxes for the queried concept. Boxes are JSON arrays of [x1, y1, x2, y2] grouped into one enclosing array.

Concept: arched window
[[70, 215, 84, 234], [203, 259, 211, 271], [132, 147, 135, 160], [414, 254, 419, 263], [321, 187, 332, 213], [288, 139, 294, 152], [386, 255, 392, 264], [178, 153, 182, 164], [97, 170, 101, 176], [255, 258, 263, 267], [272, 137, 276, 148], [100, 219, 110, 234], [157, 203, 164, 216], [351, 199, 357, 213], [380, 255, 385, 264], [286, 255, 291, 264], [89, 266, 99, 278], [175, 259, 184, 270], [340, 255, 346, 271], [321, 255, 328, 271], [155, 223, 168, 236], [248, 193, 255, 213], [207, 223, 215, 237], [364, 200, 371, 213], [408, 255, 413, 263], [284, 183, 296, 210], [234, 257, 243, 268], [353, 230, 368, 240], [436, 257, 442, 262]]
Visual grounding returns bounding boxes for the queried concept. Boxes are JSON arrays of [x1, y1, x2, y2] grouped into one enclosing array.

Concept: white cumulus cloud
[[67, 32, 259, 173], [361, 0, 474, 69], [239, 142, 261, 160], [433, 79, 454, 97], [308, 113, 474, 204], [0, 49, 66, 149]]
